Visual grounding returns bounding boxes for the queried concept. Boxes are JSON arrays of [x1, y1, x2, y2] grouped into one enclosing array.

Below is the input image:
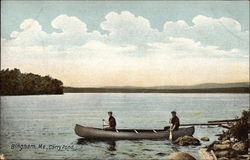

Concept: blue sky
[[2, 1, 249, 37], [1, 1, 249, 87]]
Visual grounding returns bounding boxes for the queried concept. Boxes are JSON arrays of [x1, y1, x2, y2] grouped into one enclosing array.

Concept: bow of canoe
[[74, 124, 194, 140]]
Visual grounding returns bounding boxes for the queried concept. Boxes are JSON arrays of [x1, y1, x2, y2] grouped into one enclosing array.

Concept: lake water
[[0, 93, 249, 159]]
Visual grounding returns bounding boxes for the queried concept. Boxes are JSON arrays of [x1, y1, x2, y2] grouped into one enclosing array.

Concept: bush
[[228, 110, 249, 141]]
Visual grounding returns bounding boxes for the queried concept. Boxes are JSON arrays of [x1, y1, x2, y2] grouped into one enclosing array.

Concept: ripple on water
[[142, 148, 154, 151], [156, 152, 167, 156]]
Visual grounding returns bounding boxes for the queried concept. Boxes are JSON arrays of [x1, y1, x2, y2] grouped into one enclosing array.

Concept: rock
[[238, 155, 250, 159], [207, 141, 220, 151], [198, 148, 214, 160], [215, 150, 230, 158], [221, 136, 229, 142], [214, 150, 236, 158], [212, 144, 231, 151], [227, 158, 238, 160], [221, 140, 231, 144], [232, 142, 246, 154], [218, 157, 238, 160], [200, 137, 209, 141], [218, 157, 229, 160], [174, 136, 201, 146], [220, 133, 230, 142], [0, 154, 5, 160], [230, 138, 239, 143], [166, 152, 196, 160]]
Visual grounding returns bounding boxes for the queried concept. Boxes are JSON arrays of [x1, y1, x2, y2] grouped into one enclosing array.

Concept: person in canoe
[[169, 111, 180, 131], [103, 111, 116, 131]]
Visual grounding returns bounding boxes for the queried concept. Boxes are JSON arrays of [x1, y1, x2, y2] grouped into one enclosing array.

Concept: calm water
[[0, 93, 249, 159]]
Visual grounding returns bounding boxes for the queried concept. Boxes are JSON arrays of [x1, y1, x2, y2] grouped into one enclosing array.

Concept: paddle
[[169, 118, 173, 141], [169, 125, 175, 141]]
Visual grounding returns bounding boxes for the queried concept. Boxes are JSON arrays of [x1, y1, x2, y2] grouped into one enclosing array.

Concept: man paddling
[[104, 111, 116, 131], [170, 111, 180, 131], [169, 111, 180, 140]]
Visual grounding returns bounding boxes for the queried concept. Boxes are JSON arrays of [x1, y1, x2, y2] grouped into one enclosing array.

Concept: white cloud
[[7, 15, 104, 47], [1, 12, 249, 87], [9, 19, 47, 46], [51, 14, 88, 33], [147, 37, 244, 59], [163, 15, 249, 51], [101, 11, 161, 45], [49, 14, 104, 46]]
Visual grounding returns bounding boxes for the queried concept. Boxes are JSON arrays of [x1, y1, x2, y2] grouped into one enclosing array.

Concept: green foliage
[[228, 110, 250, 141], [0, 68, 63, 95]]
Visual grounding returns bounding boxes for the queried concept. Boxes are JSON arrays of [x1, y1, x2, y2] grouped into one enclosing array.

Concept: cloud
[[1, 11, 249, 87], [8, 15, 104, 47], [147, 37, 244, 59], [49, 14, 104, 46], [51, 14, 88, 33], [6, 12, 248, 55], [9, 19, 47, 46], [163, 15, 249, 51], [100, 11, 161, 45]]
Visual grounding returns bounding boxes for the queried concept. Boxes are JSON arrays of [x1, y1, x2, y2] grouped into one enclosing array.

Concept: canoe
[[75, 124, 195, 140]]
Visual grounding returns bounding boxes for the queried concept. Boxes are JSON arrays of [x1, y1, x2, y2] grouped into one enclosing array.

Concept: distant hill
[[101, 82, 249, 90], [64, 82, 249, 93], [145, 82, 249, 90]]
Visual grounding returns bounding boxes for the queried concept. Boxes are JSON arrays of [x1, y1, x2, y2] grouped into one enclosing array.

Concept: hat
[[171, 111, 176, 114], [108, 111, 113, 114]]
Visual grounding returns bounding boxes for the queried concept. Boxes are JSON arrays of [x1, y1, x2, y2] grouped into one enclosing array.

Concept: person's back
[[104, 111, 116, 131], [109, 115, 116, 130]]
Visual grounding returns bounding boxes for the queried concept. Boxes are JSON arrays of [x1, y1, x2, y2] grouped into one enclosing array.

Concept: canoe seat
[[153, 129, 157, 133], [134, 130, 138, 134]]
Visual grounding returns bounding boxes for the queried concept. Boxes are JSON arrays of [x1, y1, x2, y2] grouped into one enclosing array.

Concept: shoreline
[[1, 91, 249, 96], [64, 87, 249, 94], [198, 110, 249, 160]]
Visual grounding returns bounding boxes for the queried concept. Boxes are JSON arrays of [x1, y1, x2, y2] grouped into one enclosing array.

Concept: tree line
[[0, 68, 63, 95], [64, 87, 249, 93]]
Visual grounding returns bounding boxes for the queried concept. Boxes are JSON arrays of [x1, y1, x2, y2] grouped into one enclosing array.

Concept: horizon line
[[64, 81, 250, 88]]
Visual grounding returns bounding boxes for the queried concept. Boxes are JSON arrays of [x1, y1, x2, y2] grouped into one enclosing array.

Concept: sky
[[1, 1, 249, 87]]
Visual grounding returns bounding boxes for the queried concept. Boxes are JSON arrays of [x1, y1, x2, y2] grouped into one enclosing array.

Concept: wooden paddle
[[169, 125, 175, 141]]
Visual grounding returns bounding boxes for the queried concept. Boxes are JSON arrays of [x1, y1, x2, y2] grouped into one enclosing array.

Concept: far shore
[[1, 87, 249, 96], [63, 87, 249, 94]]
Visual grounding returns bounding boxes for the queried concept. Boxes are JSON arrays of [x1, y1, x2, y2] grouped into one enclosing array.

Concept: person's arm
[[170, 118, 178, 130], [102, 119, 109, 126], [169, 118, 174, 130], [171, 124, 176, 130]]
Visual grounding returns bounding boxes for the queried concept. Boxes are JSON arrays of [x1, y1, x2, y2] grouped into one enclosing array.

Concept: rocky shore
[[199, 110, 249, 160], [165, 110, 249, 160]]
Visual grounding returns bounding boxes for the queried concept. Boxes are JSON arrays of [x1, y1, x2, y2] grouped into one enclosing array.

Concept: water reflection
[[77, 138, 116, 151], [106, 141, 116, 151], [171, 145, 179, 152]]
